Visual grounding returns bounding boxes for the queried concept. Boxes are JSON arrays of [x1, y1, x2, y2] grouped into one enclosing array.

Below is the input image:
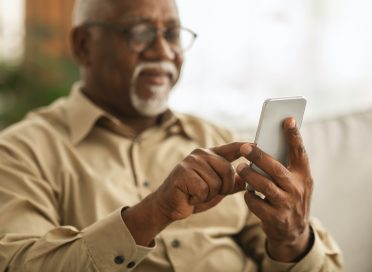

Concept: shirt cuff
[[262, 224, 325, 272], [82, 207, 154, 271]]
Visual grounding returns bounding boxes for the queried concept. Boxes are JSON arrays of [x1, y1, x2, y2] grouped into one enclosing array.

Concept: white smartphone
[[249, 96, 307, 186]]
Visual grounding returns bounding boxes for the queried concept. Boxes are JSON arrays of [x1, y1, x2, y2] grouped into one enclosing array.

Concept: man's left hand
[[237, 117, 313, 262]]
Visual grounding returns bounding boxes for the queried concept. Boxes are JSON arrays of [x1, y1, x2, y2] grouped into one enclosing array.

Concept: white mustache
[[131, 61, 179, 84]]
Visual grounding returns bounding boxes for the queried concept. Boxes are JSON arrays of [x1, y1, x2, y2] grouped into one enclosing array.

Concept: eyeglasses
[[83, 21, 198, 53]]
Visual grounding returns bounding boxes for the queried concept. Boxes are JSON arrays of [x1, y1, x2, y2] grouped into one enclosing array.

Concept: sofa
[[300, 107, 372, 271]]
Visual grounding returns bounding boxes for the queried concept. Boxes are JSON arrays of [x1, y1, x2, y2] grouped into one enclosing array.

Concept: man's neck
[[82, 88, 161, 134], [116, 114, 160, 134]]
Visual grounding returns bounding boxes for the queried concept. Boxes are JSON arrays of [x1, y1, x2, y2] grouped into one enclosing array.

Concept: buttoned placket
[[101, 116, 154, 201], [127, 128, 165, 200], [120, 122, 193, 270], [128, 135, 148, 200]]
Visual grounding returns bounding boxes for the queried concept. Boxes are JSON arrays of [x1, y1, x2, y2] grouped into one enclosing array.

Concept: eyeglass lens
[[127, 24, 195, 53]]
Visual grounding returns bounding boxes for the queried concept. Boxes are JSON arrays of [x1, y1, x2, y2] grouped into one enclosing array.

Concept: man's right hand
[[122, 142, 246, 246], [155, 142, 246, 221]]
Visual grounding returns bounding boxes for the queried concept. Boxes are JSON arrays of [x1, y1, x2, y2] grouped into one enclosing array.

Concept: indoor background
[[1, 0, 371, 270]]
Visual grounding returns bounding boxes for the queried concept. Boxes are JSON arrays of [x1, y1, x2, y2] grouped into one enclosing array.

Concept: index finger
[[210, 142, 246, 162], [283, 118, 310, 171], [240, 143, 290, 190]]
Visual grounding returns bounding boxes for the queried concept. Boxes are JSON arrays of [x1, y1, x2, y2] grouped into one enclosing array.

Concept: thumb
[[210, 142, 247, 162], [284, 117, 310, 171], [231, 173, 247, 194]]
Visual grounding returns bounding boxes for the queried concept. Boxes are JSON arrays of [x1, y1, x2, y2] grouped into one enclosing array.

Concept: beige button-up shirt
[[0, 84, 342, 271]]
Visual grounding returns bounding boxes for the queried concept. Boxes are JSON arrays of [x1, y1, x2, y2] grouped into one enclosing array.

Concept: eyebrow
[[120, 16, 149, 24], [119, 16, 181, 26]]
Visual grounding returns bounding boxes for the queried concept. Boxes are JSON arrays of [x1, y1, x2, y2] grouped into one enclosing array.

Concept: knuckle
[[175, 162, 189, 175], [176, 161, 185, 170], [276, 214, 291, 231], [189, 179, 210, 203], [198, 181, 210, 196], [291, 187, 303, 202], [185, 153, 201, 164], [264, 182, 279, 199], [272, 163, 288, 179], [298, 220, 308, 234], [296, 144, 307, 157], [248, 146, 264, 163], [291, 173, 313, 198], [289, 126, 300, 137], [191, 148, 207, 156], [287, 127, 302, 144]]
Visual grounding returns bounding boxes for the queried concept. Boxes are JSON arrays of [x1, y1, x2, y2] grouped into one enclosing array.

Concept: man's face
[[83, 0, 183, 118]]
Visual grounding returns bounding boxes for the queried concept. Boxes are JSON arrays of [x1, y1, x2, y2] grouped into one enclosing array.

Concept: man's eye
[[165, 29, 180, 42], [129, 24, 154, 42]]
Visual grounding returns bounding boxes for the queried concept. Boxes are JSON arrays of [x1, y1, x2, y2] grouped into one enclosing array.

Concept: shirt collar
[[65, 82, 105, 144], [97, 110, 196, 141], [171, 112, 204, 141], [65, 82, 197, 144]]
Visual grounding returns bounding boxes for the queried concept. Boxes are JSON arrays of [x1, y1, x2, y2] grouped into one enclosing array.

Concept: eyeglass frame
[[82, 21, 198, 53]]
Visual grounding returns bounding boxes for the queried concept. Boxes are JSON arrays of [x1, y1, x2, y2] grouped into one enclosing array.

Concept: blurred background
[[1, 0, 371, 270], [0, 0, 78, 127], [1, 0, 372, 130], [174, 0, 372, 134]]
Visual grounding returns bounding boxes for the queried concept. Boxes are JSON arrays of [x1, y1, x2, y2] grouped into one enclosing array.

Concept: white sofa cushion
[[302, 108, 372, 271]]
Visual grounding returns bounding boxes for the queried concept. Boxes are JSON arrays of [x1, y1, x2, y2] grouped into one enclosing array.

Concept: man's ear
[[71, 26, 92, 66]]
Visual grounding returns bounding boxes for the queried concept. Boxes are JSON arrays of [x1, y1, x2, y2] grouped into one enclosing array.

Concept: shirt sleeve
[[83, 208, 154, 271], [235, 213, 343, 272], [0, 147, 153, 272]]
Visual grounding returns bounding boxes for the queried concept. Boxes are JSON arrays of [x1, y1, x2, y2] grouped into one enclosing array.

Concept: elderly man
[[0, 0, 342, 271]]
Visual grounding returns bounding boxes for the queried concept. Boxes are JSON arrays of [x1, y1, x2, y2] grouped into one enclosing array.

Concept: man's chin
[[131, 95, 169, 117], [136, 84, 171, 99], [130, 81, 172, 117], [136, 105, 169, 117]]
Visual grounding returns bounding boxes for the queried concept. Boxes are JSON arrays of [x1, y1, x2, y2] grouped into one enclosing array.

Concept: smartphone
[[249, 96, 307, 187]]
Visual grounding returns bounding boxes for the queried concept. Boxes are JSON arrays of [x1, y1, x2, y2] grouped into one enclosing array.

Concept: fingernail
[[287, 118, 296, 129], [236, 163, 251, 178], [240, 144, 252, 156]]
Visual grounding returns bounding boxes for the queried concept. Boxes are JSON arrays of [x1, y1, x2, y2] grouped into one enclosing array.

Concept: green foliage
[[0, 56, 79, 128]]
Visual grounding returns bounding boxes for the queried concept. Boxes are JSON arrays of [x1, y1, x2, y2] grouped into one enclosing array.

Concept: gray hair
[[72, 0, 111, 27]]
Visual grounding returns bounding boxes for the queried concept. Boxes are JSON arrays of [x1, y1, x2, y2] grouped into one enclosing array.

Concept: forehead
[[107, 0, 180, 24]]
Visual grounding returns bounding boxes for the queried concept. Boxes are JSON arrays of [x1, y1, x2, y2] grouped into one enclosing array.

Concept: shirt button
[[114, 255, 125, 264], [127, 261, 136, 268], [143, 180, 150, 187], [171, 239, 181, 248]]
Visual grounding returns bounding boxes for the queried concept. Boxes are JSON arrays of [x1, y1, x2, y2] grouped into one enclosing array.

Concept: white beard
[[130, 84, 170, 116], [130, 61, 178, 117]]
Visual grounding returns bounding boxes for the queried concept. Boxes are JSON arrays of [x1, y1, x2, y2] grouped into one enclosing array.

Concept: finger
[[231, 173, 247, 193], [240, 144, 291, 190], [184, 153, 223, 202], [205, 153, 236, 195], [188, 148, 235, 196], [283, 118, 310, 171], [244, 190, 276, 223], [184, 171, 211, 205], [236, 163, 286, 203], [194, 147, 237, 195], [210, 142, 246, 162]]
